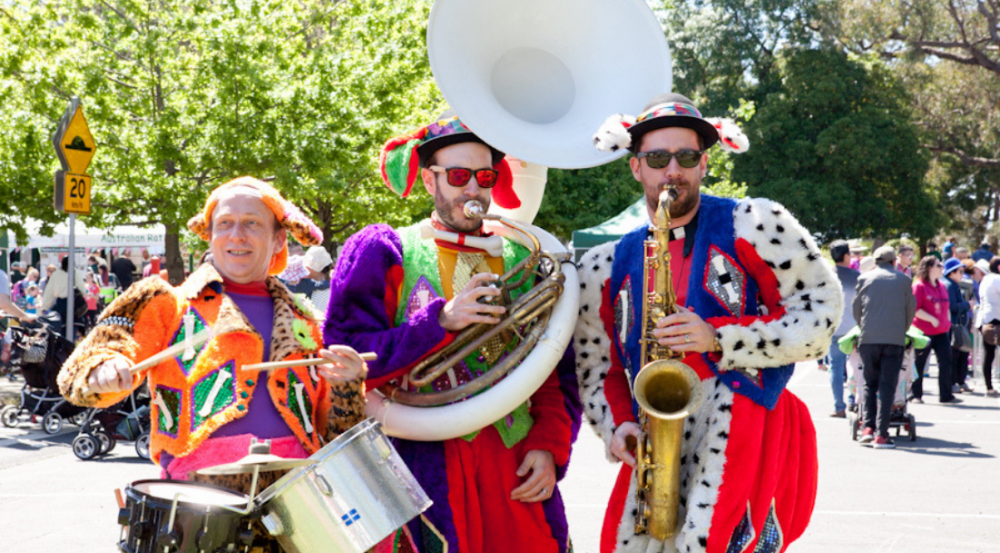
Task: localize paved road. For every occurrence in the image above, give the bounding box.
[2,358,999,552]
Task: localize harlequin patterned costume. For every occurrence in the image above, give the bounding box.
[58,177,366,496]
[58,262,365,471]
[575,193,841,553]
[324,222,581,553]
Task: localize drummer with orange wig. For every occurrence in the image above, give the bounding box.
[59,176,368,491]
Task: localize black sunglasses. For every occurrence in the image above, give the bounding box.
[429,165,499,188]
[636,149,704,169]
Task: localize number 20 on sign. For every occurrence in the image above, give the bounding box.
[54,171,92,214]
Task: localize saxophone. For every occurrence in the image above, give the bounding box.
[632,186,704,540]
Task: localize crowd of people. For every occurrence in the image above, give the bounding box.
[0,251,162,337]
[824,237,999,449]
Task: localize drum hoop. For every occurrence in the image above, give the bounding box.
[128,479,249,509]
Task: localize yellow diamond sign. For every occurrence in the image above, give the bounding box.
[52,98,96,174]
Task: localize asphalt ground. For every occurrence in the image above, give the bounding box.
[1,356,999,552]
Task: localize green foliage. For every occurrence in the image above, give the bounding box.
[657,0,827,114]
[731,48,937,241]
[703,99,753,199]
[534,159,641,242]
[0,0,441,279]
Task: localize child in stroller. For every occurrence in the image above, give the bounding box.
[0,317,86,433]
[840,325,927,443]
[72,384,151,460]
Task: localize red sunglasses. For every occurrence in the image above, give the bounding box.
[429,165,499,188]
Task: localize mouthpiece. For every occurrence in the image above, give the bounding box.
[660,186,678,203]
[463,200,485,219]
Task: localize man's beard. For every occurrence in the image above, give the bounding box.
[646,178,700,220]
[435,191,490,233]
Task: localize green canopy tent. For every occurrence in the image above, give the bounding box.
[571,197,647,262]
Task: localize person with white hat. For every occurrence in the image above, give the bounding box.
[298,245,334,316]
[847,239,868,271]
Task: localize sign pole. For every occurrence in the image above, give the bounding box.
[52,96,95,341]
[67,214,76,342]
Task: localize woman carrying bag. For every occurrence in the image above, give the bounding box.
[944,258,973,393]
[977,257,1000,396]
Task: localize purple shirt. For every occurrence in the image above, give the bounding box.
[212,292,291,438]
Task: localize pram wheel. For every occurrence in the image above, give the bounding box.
[1,405,18,427]
[907,414,917,441]
[69,411,88,427]
[72,434,100,460]
[94,430,116,455]
[135,432,150,460]
[42,412,63,434]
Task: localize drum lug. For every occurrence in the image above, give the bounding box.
[131,521,154,541]
[238,527,255,547]
[118,507,131,527]
[261,512,284,536]
[155,530,181,552]
[315,474,334,497]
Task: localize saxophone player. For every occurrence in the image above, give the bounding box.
[577,93,843,553]
[324,112,581,553]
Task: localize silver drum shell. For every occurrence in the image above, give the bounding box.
[255,418,431,553]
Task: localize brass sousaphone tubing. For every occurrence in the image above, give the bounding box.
[379,200,565,407]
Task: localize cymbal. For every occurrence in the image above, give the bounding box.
[195,453,312,476]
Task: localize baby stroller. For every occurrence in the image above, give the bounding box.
[72,385,151,460]
[843,326,924,443]
[0,318,86,434]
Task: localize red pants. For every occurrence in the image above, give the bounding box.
[600,390,817,553]
[444,425,560,553]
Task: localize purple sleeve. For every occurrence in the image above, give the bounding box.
[323,225,450,381]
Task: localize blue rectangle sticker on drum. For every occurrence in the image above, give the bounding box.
[341,509,361,526]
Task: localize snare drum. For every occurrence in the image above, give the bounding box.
[255,419,432,553]
[118,480,254,553]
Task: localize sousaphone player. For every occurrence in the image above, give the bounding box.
[324,113,581,553]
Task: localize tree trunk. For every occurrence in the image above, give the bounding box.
[164,224,185,286]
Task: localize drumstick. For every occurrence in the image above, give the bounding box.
[128,328,214,375]
[242,352,377,373]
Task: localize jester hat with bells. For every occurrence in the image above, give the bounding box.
[378,111,521,209]
[593,92,750,155]
[187,176,324,276]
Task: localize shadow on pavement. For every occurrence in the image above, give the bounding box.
[893,435,995,458]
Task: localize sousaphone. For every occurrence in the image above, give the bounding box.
[364,0,672,441]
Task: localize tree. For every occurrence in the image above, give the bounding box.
[657,0,826,113]
[732,48,938,242]
[827,0,1000,170]
[0,0,441,282]
[534,160,641,242]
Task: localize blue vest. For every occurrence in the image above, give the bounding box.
[608,194,792,411]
